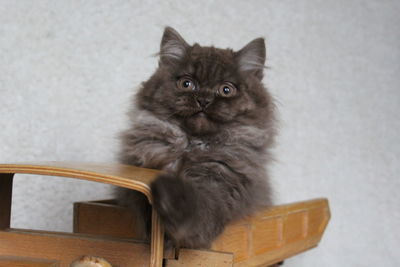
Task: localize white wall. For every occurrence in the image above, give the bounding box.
[1,1,399,266]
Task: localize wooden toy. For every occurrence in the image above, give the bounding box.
[0,162,330,267]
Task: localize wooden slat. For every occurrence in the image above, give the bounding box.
[73,201,140,239]
[211,198,330,266]
[234,236,321,267]
[211,223,250,262]
[73,198,329,266]
[252,216,283,255]
[0,162,166,267]
[0,256,59,267]
[150,208,164,267]
[0,162,160,203]
[283,211,307,244]
[166,249,234,267]
[250,198,329,221]
[0,163,330,267]
[0,173,13,230]
[0,230,150,267]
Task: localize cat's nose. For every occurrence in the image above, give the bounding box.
[196,97,212,108]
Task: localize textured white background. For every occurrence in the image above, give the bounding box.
[1,1,399,266]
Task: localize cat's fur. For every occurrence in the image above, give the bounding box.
[116,27,276,249]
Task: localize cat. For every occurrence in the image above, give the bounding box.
[116,27,276,249]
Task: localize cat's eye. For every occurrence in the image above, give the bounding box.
[218,83,237,98]
[177,77,196,91]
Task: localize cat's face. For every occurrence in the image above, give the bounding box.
[137,27,272,135]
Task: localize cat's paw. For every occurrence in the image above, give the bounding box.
[150,174,197,238]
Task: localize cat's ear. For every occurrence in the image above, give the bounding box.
[159,27,189,66]
[236,38,266,80]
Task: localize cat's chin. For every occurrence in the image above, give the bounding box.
[184,112,218,135]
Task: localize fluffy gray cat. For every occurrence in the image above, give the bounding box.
[116,27,276,249]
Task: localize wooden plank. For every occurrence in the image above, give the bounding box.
[0,173,13,230]
[0,162,167,267]
[234,236,321,267]
[150,208,164,267]
[0,162,160,203]
[211,223,250,262]
[212,198,330,266]
[166,249,233,267]
[73,200,176,262]
[284,211,307,243]
[73,201,140,239]
[249,198,330,222]
[0,162,329,267]
[0,256,59,267]
[308,206,330,236]
[0,229,150,267]
[73,198,329,266]
[252,216,283,255]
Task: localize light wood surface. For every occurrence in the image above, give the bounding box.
[0,256,59,267]
[0,162,163,267]
[73,200,140,239]
[166,249,234,267]
[150,207,164,267]
[212,198,330,266]
[0,162,160,203]
[0,162,330,267]
[74,198,330,266]
[0,230,150,267]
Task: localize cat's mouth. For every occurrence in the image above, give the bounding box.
[194,111,207,117]
[191,110,225,123]
[193,110,217,122]
[180,109,220,124]
[185,110,218,134]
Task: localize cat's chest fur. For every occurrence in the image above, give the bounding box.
[186,138,213,151]
[129,109,267,173]
[163,137,212,172]
[132,110,217,170]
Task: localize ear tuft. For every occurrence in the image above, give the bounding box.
[236,38,266,79]
[160,27,189,65]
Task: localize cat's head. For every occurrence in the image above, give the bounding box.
[137,27,273,135]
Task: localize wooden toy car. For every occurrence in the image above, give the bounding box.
[0,162,330,266]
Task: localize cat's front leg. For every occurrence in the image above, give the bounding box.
[150,173,202,247]
[150,161,240,249]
